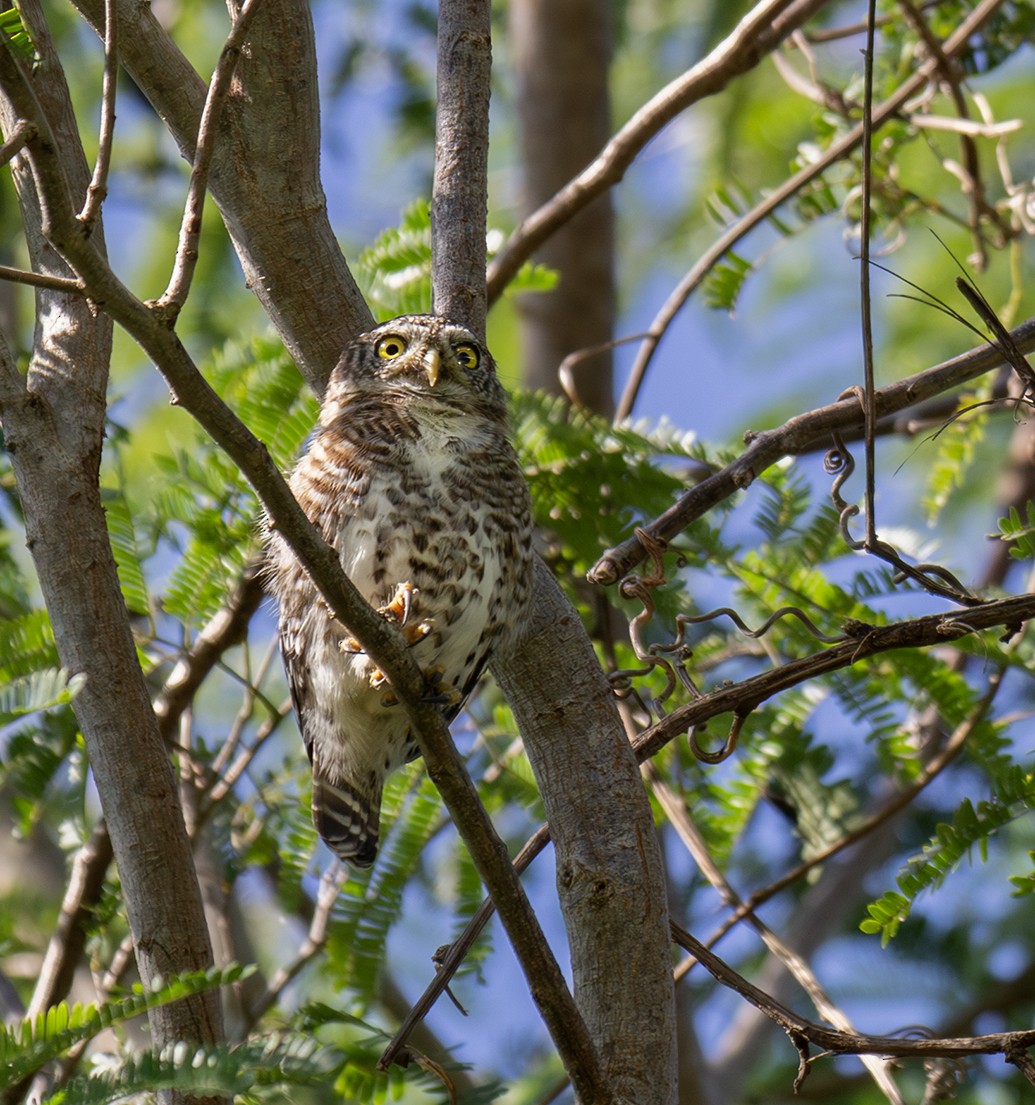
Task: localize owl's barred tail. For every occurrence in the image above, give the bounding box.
[311,774,380,867]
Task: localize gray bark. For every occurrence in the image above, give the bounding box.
[432,0,492,336]
[493,562,678,1105]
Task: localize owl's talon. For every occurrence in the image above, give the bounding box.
[382,581,418,624]
[404,620,434,644]
[341,582,434,653]
[421,665,463,707]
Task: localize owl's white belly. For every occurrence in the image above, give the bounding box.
[307,437,507,781]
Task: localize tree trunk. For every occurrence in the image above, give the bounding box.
[511,0,616,415]
[0,6,223,1102]
[493,562,677,1105]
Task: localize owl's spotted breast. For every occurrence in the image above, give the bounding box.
[264,315,534,866]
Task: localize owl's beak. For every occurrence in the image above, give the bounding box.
[423,348,441,387]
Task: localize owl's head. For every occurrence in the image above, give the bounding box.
[332,315,505,411]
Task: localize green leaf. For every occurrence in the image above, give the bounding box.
[0,667,84,725]
[862,769,1035,942]
[702,250,753,313]
[101,486,151,617]
[996,501,1035,560]
[1,965,255,1088]
[0,7,40,68]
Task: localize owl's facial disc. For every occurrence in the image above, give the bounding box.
[375,332,459,389]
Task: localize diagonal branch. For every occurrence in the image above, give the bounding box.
[650,763,907,1101]
[486,0,833,302]
[615,0,1013,420]
[0,43,612,1103]
[591,315,1035,584]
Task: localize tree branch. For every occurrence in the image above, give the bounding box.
[486,0,832,302]
[25,823,114,1021]
[431,0,491,336]
[591,315,1035,584]
[153,561,266,744]
[671,920,1035,1088]
[616,0,1013,419]
[633,593,1035,762]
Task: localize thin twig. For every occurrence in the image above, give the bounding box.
[245,864,347,1026]
[78,0,117,227]
[859,0,878,546]
[154,0,264,322]
[615,0,1011,422]
[0,262,84,293]
[897,0,1005,266]
[648,765,906,1105]
[378,824,552,1068]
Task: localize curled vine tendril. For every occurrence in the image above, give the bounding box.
[826,428,981,606]
[609,529,849,764]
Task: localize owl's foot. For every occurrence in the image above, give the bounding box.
[380,582,434,644]
[374,665,462,710]
[340,582,433,656]
[419,664,463,708]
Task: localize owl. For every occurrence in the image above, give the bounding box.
[264,315,534,867]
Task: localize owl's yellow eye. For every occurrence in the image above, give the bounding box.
[376,334,409,359]
[453,342,480,370]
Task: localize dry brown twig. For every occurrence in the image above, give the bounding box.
[155,0,265,321]
[614,0,1012,422]
[77,0,116,227]
[648,765,907,1104]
